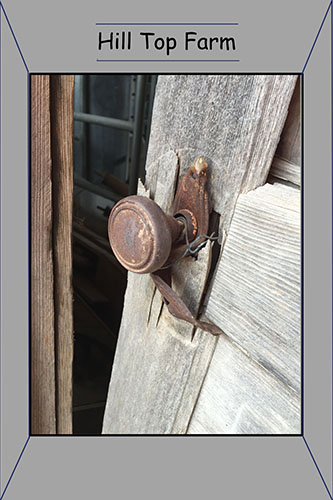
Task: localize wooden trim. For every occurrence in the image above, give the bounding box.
[31,75,74,434]
[50,75,74,434]
[31,75,56,434]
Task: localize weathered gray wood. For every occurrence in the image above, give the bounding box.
[146,75,297,234]
[206,182,301,392]
[276,77,301,166]
[188,333,301,434]
[189,182,301,434]
[171,324,218,434]
[269,78,301,186]
[103,75,297,434]
[103,163,216,434]
[270,156,300,186]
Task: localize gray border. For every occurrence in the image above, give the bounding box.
[0,0,332,498]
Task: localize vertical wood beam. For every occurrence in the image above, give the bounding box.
[50,75,74,434]
[31,75,56,434]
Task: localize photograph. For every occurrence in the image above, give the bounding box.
[1,2,332,499]
[30,73,301,436]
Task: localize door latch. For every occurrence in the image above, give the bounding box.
[108,157,222,336]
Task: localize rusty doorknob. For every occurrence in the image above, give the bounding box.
[107,160,223,337]
[108,195,185,274]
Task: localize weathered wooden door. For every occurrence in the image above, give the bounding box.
[102,74,300,434]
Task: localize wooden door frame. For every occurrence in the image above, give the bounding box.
[31,74,74,435]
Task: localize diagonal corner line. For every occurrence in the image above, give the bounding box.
[302,1,332,73]
[303,437,333,499]
[0,436,30,500]
[0,4,30,499]
[0,2,29,73]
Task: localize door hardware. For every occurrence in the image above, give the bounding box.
[108,157,222,335]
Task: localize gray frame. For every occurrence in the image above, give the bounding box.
[0,0,332,498]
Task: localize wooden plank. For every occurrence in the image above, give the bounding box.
[206,183,301,392]
[189,182,301,434]
[31,75,56,434]
[50,75,74,434]
[146,75,297,235]
[102,75,297,434]
[269,78,301,186]
[188,333,301,434]
[270,156,300,186]
[276,77,301,166]
[103,159,217,434]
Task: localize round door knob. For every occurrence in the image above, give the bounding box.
[108,195,184,274]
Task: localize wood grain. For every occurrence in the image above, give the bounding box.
[31,75,56,434]
[270,156,300,186]
[188,333,301,434]
[206,182,301,392]
[50,75,74,434]
[189,182,301,433]
[269,78,301,186]
[276,77,301,166]
[146,75,297,234]
[102,75,297,434]
[102,156,217,434]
